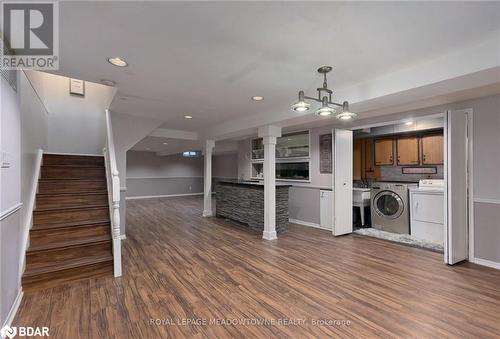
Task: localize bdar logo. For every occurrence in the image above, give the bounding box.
[0,325,17,339]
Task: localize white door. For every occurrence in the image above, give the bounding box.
[444,110,470,264]
[320,190,333,230]
[333,129,353,236]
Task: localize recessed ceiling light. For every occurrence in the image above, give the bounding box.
[184,115,193,119]
[163,142,168,145]
[251,96,264,101]
[405,121,414,126]
[107,57,128,67]
[100,79,116,86]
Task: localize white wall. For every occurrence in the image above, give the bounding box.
[25,71,116,154]
[213,153,238,179]
[127,151,203,178]
[20,72,48,230]
[126,151,238,199]
[110,112,164,235]
[0,74,22,327]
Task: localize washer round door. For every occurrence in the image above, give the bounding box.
[373,190,404,219]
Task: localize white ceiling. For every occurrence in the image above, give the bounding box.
[54,1,500,140]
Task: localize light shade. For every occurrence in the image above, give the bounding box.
[316,106,335,116]
[291,101,311,112]
[336,111,357,120]
[336,101,357,120]
[291,90,311,112]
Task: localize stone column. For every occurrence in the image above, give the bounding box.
[258,125,281,240]
[203,140,215,217]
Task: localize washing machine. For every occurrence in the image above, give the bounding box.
[370,182,417,234]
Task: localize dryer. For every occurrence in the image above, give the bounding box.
[370,182,416,234]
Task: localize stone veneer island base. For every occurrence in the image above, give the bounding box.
[215,181,290,233]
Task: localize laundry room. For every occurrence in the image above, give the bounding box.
[351,117,446,252]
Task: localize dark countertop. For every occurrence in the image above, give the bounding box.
[217,180,292,187]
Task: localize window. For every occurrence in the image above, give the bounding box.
[182,151,200,157]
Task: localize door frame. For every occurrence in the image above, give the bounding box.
[339,111,475,263]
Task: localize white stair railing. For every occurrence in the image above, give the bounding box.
[103,109,122,277]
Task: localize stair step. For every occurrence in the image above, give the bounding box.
[24,153,114,290]
[26,238,112,268]
[22,256,113,291]
[33,205,109,226]
[38,179,106,194]
[28,235,112,253]
[30,222,110,247]
[41,165,105,179]
[32,219,111,231]
[35,203,108,212]
[43,154,104,166]
[36,191,108,209]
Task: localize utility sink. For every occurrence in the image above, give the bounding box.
[353,187,371,204]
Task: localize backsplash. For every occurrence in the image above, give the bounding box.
[378,165,444,182]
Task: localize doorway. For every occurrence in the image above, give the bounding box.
[332,111,474,265]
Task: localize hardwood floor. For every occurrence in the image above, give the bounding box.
[14,196,500,338]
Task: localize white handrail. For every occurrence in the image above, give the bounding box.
[104,109,122,277]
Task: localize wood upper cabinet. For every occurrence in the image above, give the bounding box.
[365,138,375,173]
[353,139,363,180]
[396,137,419,165]
[374,139,394,166]
[421,134,444,164]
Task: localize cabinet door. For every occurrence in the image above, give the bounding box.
[422,135,444,164]
[374,139,394,166]
[353,139,363,180]
[397,137,419,165]
[365,138,374,173]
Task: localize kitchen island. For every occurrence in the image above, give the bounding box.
[215,181,291,233]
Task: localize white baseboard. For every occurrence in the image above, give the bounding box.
[126,192,203,200]
[2,289,23,329]
[472,257,500,270]
[289,218,330,231]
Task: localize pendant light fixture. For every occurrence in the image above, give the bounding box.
[291,66,356,119]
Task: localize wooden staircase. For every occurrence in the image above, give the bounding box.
[23,154,114,290]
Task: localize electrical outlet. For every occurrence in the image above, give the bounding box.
[1,151,11,168]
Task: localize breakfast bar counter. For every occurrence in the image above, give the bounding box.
[215,181,291,233]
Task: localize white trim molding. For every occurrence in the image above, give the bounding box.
[119,234,127,240]
[20,148,43,275]
[2,289,23,329]
[126,192,203,200]
[474,198,500,205]
[0,203,23,221]
[120,186,128,192]
[289,218,330,231]
[472,258,500,270]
